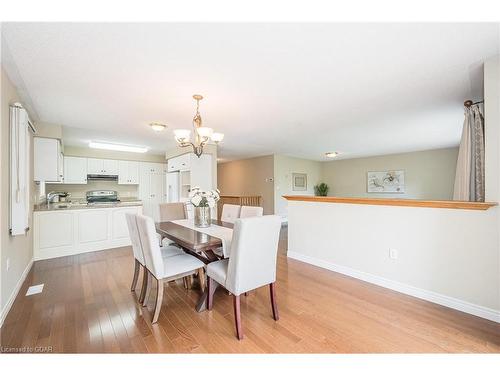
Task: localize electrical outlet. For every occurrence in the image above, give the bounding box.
[389,249,398,260]
[6,258,10,271]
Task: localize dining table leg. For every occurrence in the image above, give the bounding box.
[196,277,219,312]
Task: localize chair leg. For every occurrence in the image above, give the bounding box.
[152,278,164,324]
[198,267,206,292]
[138,266,148,303]
[142,272,152,307]
[183,277,188,289]
[233,294,243,340]
[269,282,279,321]
[131,259,140,292]
[206,276,213,310]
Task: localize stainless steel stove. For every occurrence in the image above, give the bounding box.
[86,190,120,204]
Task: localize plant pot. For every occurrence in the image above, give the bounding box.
[194,206,211,228]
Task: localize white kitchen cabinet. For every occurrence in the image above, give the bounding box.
[33,205,142,260]
[34,137,63,182]
[87,158,119,175]
[118,160,139,184]
[139,162,167,221]
[167,153,191,172]
[63,156,88,184]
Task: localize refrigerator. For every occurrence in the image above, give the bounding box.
[166,171,180,203]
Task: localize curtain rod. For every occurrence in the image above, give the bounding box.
[464,100,484,108]
[10,103,36,133]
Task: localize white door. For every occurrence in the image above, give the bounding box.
[64,156,88,184]
[87,158,104,174]
[150,173,163,221]
[34,137,60,181]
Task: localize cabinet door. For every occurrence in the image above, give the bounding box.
[112,207,139,239]
[177,153,190,171]
[167,158,178,172]
[138,163,151,200]
[34,137,60,181]
[118,160,129,184]
[128,161,139,184]
[64,156,88,184]
[103,159,119,175]
[78,210,109,243]
[150,173,163,202]
[87,158,104,174]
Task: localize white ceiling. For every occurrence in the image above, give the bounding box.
[2,23,499,161]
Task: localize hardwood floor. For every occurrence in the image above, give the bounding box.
[1,226,500,353]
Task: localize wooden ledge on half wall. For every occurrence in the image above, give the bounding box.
[282,195,498,211]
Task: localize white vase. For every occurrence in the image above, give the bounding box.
[194,206,211,228]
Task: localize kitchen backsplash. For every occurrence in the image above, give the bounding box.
[44,180,139,200]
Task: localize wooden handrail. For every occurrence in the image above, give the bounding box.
[283,195,498,211]
[217,195,262,219]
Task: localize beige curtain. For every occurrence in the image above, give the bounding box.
[453,105,485,201]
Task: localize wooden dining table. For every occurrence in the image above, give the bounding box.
[155,219,233,312]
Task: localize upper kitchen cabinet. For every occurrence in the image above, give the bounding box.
[63,156,87,184]
[167,153,191,172]
[34,137,63,182]
[118,160,139,184]
[87,158,119,175]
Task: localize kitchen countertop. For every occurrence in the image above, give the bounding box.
[34,198,143,212]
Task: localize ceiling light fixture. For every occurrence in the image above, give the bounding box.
[173,94,224,158]
[325,152,339,158]
[89,141,148,153]
[150,122,167,132]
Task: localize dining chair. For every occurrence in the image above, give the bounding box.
[125,213,185,305]
[158,202,187,245]
[206,215,282,339]
[239,205,264,218]
[220,204,241,224]
[136,214,206,323]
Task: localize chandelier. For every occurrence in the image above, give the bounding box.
[173,95,224,158]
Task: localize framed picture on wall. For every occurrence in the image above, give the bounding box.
[292,173,307,191]
[367,170,405,193]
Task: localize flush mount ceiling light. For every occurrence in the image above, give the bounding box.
[89,141,149,153]
[173,94,224,158]
[325,152,339,158]
[149,122,167,132]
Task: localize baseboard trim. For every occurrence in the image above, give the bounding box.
[287,251,500,323]
[0,258,34,327]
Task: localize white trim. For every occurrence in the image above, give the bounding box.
[0,258,34,327]
[34,238,131,261]
[287,251,500,323]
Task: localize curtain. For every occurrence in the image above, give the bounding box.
[453,105,485,202]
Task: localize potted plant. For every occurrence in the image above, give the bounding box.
[314,182,329,197]
[189,187,220,227]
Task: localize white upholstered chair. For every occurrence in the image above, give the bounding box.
[239,205,264,218]
[136,214,205,323]
[220,204,241,224]
[206,215,282,339]
[158,202,187,246]
[125,213,184,305]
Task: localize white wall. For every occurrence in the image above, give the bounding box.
[321,147,459,200]
[274,154,322,217]
[1,66,34,322]
[287,201,500,321]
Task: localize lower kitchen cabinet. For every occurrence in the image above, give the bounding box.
[33,205,142,260]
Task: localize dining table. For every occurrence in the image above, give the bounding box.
[155,219,233,312]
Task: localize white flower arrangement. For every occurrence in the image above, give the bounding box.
[189,186,221,208]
